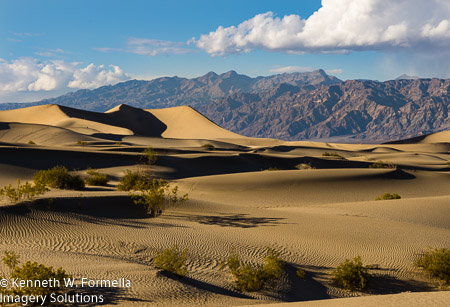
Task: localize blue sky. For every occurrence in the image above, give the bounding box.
[1,0,449,103]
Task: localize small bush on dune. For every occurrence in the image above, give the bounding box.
[415,248,450,285]
[332,256,370,291]
[129,178,188,217]
[201,143,215,150]
[76,140,87,146]
[322,152,345,159]
[27,140,35,145]
[375,193,401,200]
[33,166,85,190]
[225,248,284,292]
[267,167,280,171]
[141,147,157,165]
[154,246,188,277]
[1,251,71,296]
[117,170,153,191]
[369,160,396,169]
[0,179,48,202]
[296,163,316,170]
[85,168,109,186]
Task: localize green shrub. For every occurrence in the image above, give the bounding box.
[415,248,450,284]
[154,246,188,277]
[375,193,401,200]
[76,140,87,146]
[117,170,152,191]
[85,168,109,186]
[267,167,280,171]
[296,163,316,170]
[33,166,85,190]
[322,152,345,159]
[115,141,123,146]
[1,251,71,296]
[27,140,35,145]
[332,256,370,291]
[225,248,284,292]
[129,178,188,217]
[201,143,215,150]
[296,268,306,279]
[140,147,157,165]
[0,179,48,202]
[369,160,396,169]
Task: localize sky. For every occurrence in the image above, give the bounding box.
[1,0,449,103]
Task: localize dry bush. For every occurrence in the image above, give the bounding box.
[0,179,48,202]
[33,166,85,190]
[85,168,109,186]
[415,248,450,285]
[225,248,284,292]
[375,193,401,200]
[154,246,188,277]
[331,256,370,291]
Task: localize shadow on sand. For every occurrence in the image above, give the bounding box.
[166,213,287,228]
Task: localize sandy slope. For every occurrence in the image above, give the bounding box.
[0,104,449,306]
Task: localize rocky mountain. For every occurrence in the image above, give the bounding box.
[198,78,450,141]
[0,70,448,142]
[0,69,341,112]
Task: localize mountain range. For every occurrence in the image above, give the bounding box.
[1,70,448,142]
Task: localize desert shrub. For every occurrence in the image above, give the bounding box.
[369,160,396,169]
[27,140,35,145]
[115,141,123,146]
[129,178,188,217]
[332,256,370,291]
[33,166,85,190]
[1,251,71,296]
[267,167,280,171]
[225,248,284,292]
[415,248,450,284]
[117,170,153,191]
[322,152,345,159]
[375,193,401,200]
[0,179,48,202]
[296,268,306,279]
[76,140,87,146]
[296,163,316,170]
[154,246,188,277]
[201,143,215,150]
[85,168,109,186]
[141,147,157,165]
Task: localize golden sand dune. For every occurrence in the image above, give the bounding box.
[0,104,449,306]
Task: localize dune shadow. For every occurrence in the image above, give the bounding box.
[281,263,331,302]
[167,213,287,228]
[368,268,434,294]
[158,271,253,299]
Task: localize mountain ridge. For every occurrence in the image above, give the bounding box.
[0,70,448,142]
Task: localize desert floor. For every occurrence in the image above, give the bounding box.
[0,104,449,306]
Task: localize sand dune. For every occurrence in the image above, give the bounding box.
[0,104,448,306]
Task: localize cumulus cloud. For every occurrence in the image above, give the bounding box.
[195,0,450,56]
[68,64,129,89]
[0,58,130,94]
[269,66,313,73]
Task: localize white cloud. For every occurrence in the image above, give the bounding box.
[0,58,130,94]
[126,37,193,56]
[269,66,343,75]
[269,66,313,73]
[325,69,343,75]
[68,64,129,89]
[195,0,450,56]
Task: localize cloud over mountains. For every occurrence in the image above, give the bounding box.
[196,0,450,56]
[0,58,130,95]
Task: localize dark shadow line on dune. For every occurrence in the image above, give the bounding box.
[158,270,253,299]
[166,213,288,228]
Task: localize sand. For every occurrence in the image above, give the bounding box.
[0,104,449,306]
